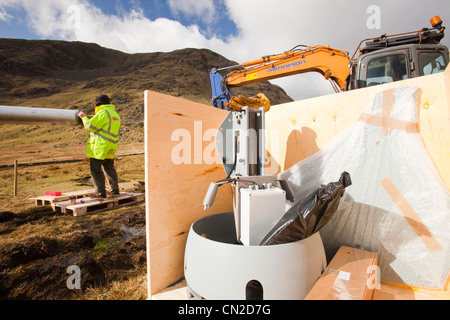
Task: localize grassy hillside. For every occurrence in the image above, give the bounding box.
[0,38,292,119]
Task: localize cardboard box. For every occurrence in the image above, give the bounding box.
[305,246,378,300]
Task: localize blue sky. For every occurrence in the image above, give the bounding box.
[0,0,237,41]
[0,0,449,100]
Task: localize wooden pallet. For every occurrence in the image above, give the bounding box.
[32,189,95,206]
[51,192,145,216]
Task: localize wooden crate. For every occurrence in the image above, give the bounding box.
[143,66,450,299]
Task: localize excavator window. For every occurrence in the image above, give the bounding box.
[419,52,447,76]
[366,54,408,87]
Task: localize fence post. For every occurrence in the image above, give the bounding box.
[14,159,18,197]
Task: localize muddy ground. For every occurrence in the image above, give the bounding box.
[0,140,147,300]
[0,184,146,300]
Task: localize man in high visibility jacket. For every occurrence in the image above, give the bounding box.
[78,94,121,198]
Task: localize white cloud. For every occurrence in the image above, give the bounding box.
[0,8,11,21]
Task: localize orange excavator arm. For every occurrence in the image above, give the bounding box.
[224,45,351,92]
[210,45,352,109]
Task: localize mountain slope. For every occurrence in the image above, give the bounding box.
[0,38,293,126]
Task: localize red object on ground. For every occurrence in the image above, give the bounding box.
[45,191,61,196]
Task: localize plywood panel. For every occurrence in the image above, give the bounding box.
[265,68,450,189]
[144,91,232,297]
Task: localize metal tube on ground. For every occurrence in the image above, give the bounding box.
[0,106,82,126]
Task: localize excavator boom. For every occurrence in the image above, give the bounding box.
[211,45,350,109]
[226,45,350,91]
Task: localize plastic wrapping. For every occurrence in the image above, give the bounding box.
[260,172,351,245]
[277,86,450,288]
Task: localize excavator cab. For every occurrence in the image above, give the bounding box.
[348,43,449,90]
[348,16,449,90]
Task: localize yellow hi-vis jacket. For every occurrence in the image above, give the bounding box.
[81,104,121,160]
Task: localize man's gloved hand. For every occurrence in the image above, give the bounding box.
[77,111,87,119]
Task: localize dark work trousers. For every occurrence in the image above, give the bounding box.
[90,158,120,196]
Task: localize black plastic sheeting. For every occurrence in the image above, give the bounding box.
[260,172,352,245]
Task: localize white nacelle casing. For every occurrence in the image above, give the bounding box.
[184,212,327,300]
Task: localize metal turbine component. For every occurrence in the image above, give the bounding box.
[188,104,327,300]
[0,106,82,126]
